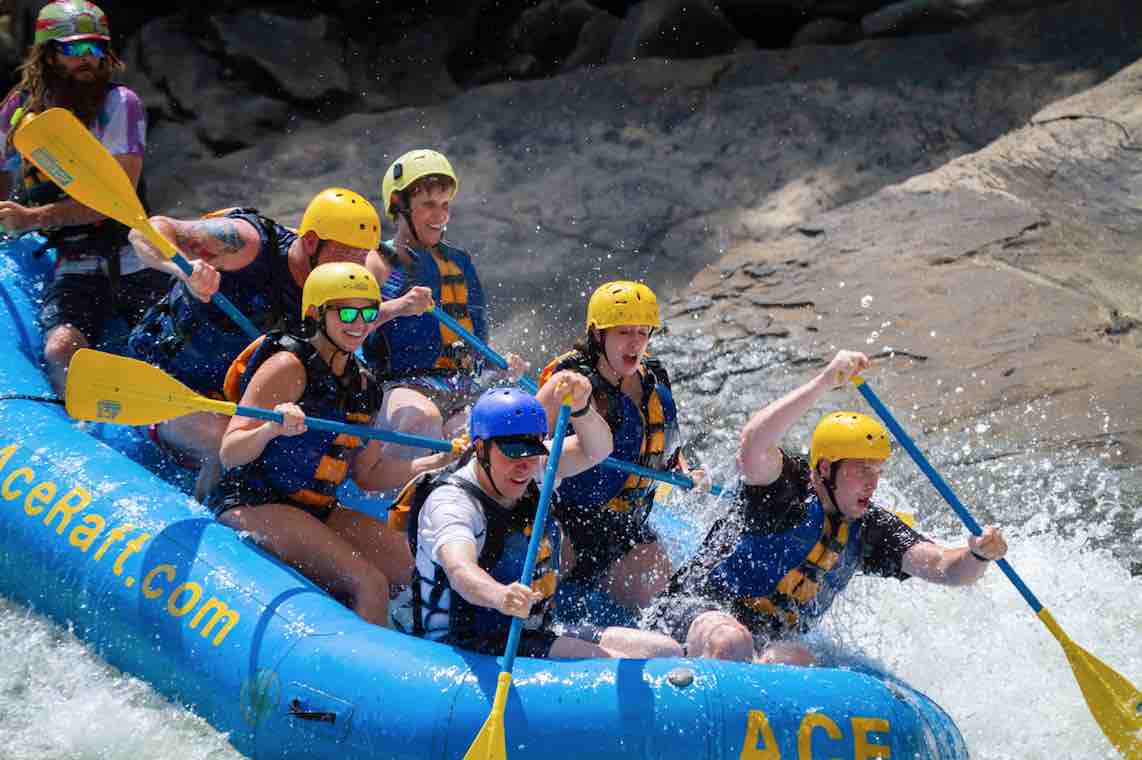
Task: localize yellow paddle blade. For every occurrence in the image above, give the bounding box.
[653,482,674,507]
[463,672,511,760]
[14,108,146,226]
[1039,609,1142,757]
[66,349,236,425]
[12,108,178,259]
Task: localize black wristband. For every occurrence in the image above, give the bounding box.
[570,402,592,418]
[969,549,991,562]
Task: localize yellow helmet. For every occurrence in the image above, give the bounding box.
[380,149,459,221]
[301,262,381,321]
[810,412,891,471]
[298,188,381,251]
[586,281,662,332]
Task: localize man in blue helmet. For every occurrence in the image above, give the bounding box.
[391,375,683,659]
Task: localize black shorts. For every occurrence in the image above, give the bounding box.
[643,592,730,644]
[445,628,560,659]
[207,470,338,523]
[558,505,660,585]
[40,268,171,344]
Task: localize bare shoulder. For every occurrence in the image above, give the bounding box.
[245,348,307,402]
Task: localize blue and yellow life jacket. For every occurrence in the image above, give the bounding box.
[363,240,487,378]
[220,332,381,509]
[389,461,560,642]
[539,349,679,520]
[704,495,861,636]
[127,209,299,396]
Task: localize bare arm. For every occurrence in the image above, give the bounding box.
[438,540,539,618]
[131,214,260,275]
[365,247,392,283]
[376,285,434,325]
[556,405,613,478]
[901,525,1007,586]
[218,351,307,469]
[352,434,460,492]
[534,369,612,476]
[738,350,869,486]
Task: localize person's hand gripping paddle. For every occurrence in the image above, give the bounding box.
[14,108,259,338]
[853,375,1141,758]
[462,394,573,760]
[64,348,466,456]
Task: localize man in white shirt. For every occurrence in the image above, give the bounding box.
[406,378,683,660]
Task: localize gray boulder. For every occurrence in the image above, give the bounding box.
[208,11,352,103]
[609,0,749,62]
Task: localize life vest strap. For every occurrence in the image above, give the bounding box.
[739,510,853,632]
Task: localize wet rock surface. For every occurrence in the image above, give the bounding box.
[652,60,1142,552]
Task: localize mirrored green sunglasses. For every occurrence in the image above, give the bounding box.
[336,306,379,324]
[56,40,107,58]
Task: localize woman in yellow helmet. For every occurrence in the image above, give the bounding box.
[538,280,708,612]
[206,263,433,627]
[644,349,1007,665]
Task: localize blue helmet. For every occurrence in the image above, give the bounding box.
[469,388,548,443]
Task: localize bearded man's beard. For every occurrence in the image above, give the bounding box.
[47,60,113,126]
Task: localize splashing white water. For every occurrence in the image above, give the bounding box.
[662,482,1141,760]
[829,527,1140,760]
[0,599,243,760]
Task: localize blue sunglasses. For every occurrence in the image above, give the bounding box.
[56,40,107,59]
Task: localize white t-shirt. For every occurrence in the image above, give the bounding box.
[414,455,556,639]
[416,460,489,578]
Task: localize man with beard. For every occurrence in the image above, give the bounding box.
[0,0,166,394]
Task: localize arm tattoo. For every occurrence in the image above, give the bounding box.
[175,219,248,260]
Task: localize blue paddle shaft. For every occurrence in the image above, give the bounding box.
[501,401,572,674]
[598,458,723,496]
[168,253,261,340]
[429,307,720,493]
[233,404,455,453]
[431,307,540,392]
[854,379,1043,613]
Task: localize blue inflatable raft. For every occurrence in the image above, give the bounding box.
[0,236,968,759]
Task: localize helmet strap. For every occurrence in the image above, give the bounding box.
[477,440,504,498]
[315,306,352,369]
[593,331,628,390]
[818,459,843,516]
[396,191,424,248]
